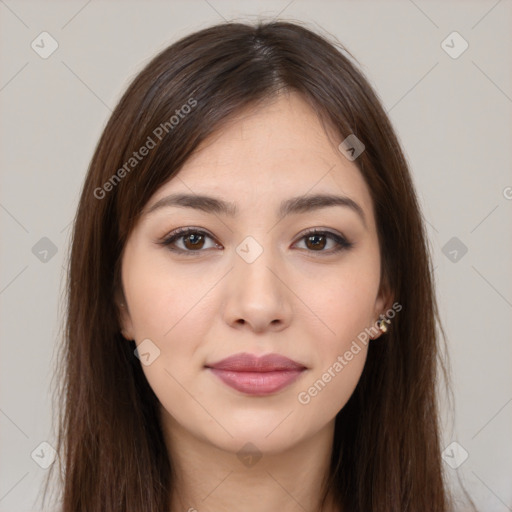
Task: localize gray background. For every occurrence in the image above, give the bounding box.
[1,1,511,510]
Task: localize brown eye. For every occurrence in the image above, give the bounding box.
[294,229,354,254]
[160,228,221,254]
[182,232,206,250]
[304,233,327,251]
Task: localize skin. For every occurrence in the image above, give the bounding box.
[119,90,392,512]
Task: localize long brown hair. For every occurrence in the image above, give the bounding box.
[42,19,475,512]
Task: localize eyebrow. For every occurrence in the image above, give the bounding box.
[144,192,367,228]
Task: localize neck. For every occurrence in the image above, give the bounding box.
[160,408,340,512]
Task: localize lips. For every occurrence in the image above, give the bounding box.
[205,353,307,395]
[206,352,306,372]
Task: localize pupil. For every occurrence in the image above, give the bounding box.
[186,233,203,249]
[307,234,325,250]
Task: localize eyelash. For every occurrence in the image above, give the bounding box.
[157,227,354,256]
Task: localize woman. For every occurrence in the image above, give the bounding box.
[43,19,475,512]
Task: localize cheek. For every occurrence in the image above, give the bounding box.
[296,275,372,415]
[122,252,215,384]
[124,263,212,424]
[298,258,380,344]
[293,256,378,411]
[296,344,368,425]
[123,252,204,342]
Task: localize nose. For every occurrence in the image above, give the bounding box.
[222,244,293,334]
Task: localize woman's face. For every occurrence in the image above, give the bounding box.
[119,91,390,454]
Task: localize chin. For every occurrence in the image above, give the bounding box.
[204,412,312,454]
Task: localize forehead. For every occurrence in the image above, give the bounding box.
[146,92,375,225]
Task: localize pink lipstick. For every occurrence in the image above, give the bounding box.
[205,352,306,396]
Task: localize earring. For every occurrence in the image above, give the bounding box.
[376,314,391,333]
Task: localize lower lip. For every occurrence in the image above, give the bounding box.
[207,368,305,395]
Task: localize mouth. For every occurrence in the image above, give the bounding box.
[205,352,307,396]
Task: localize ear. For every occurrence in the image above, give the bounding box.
[115,289,135,341]
[371,275,395,340]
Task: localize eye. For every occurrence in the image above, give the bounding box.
[158,227,221,254]
[157,227,354,255]
[293,229,354,254]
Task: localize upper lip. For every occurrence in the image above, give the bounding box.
[205,352,306,372]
